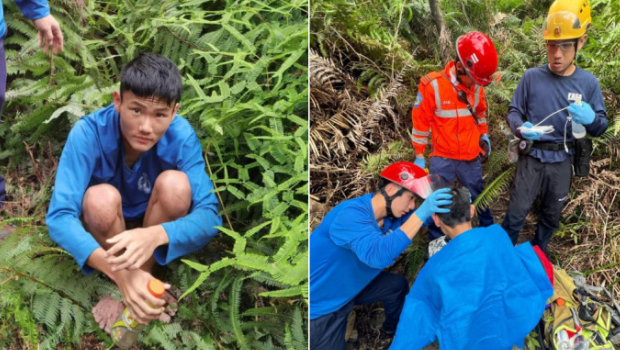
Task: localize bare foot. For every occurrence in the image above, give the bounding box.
[92,295,124,334]
[93,292,177,333]
[159,290,178,322]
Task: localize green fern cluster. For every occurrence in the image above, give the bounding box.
[1,0,118,162]
[0,219,116,349]
[176,212,308,349]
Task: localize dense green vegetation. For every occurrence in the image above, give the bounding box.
[0,0,308,349]
[310,0,620,348]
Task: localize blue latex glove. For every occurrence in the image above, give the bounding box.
[520,122,542,141]
[414,188,453,222]
[568,101,595,125]
[414,156,426,170]
[480,134,491,156]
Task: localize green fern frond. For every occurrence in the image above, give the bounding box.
[229,275,249,350]
[475,165,516,211]
[259,286,304,298]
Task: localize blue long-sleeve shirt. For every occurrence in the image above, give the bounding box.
[46,104,221,274]
[310,193,414,319]
[507,64,607,163]
[1,0,50,39]
[389,225,553,350]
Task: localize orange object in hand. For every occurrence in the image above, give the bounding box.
[111,279,165,349]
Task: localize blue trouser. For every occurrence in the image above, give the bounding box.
[427,156,494,240]
[310,272,409,350]
[0,174,4,207]
[0,39,6,208]
[502,155,571,252]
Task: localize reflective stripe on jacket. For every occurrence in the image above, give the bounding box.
[411,61,488,161]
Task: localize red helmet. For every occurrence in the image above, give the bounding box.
[380,162,431,198]
[456,31,498,86]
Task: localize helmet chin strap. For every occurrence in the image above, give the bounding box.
[380,186,407,218]
[456,66,475,89]
[573,37,580,66]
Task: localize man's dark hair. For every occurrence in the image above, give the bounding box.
[120,53,183,106]
[377,178,390,192]
[436,187,471,228]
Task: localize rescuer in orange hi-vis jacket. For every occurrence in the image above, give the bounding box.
[411,31,498,241]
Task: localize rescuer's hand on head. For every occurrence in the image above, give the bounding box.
[414,188,452,222]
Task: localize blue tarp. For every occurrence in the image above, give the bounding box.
[389,224,553,350]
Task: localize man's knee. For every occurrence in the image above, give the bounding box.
[82,184,122,234]
[386,274,409,298]
[153,170,192,214]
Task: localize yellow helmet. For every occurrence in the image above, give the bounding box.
[542,0,591,40]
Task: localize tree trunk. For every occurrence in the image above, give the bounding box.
[428,0,453,63]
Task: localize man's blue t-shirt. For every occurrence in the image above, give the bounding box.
[1,0,50,39]
[310,193,413,320]
[507,64,607,163]
[389,225,553,350]
[46,104,221,274]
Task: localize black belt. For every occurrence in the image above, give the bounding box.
[532,142,573,151]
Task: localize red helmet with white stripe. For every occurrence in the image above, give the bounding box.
[380,162,431,198]
[456,31,498,86]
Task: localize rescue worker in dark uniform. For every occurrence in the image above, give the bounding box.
[410,31,499,240]
[501,0,608,252]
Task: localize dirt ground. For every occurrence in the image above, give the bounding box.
[344,304,439,350]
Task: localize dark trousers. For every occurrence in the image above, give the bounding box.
[427,156,494,240]
[502,155,571,252]
[0,39,6,208]
[310,272,409,350]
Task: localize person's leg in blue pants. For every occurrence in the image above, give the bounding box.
[428,157,457,240]
[310,300,354,350]
[0,39,7,209]
[354,271,409,334]
[455,158,494,227]
[310,272,409,349]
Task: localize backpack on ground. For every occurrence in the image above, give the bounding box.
[539,266,620,350]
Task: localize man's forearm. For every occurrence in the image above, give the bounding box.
[400,214,424,240]
[507,108,524,135]
[86,248,119,283]
[145,224,170,246]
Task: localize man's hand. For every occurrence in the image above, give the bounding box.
[32,15,64,55]
[480,134,491,156]
[414,156,426,170]
[520,122,543,141]
[105,226,168,271]
[568,101,595,126]
[114,269,168,324]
